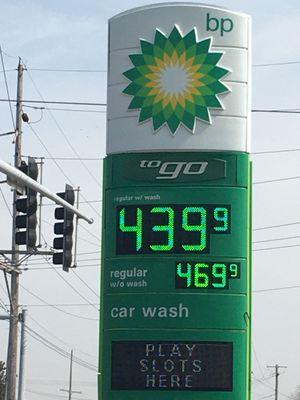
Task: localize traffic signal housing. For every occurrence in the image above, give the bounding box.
[52,184,75,272]
[15,157,39,250]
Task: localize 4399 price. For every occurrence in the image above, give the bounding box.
[116,204,231,255]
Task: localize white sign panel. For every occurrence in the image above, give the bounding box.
[107,3,251,154]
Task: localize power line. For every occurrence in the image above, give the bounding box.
[20,283,98,321]
[25,67,102,190]
[23,156,104,161]
[254,221,300,231]
[253,175,300,184]
[42,199,102,206]
[25,325,97,371]
[253,234,300,244]
[2,96,300,115]
[0,185,12,216]
[20,303,98,308]
[42,218,100,245]
[25,389,90,400]
[252,147,300,155]
[0,46,16,130]
[253,60,300,67]
[24,104,106,113]
[27,123,100,217]
[254,243,300,252]
[28,68,106,73]
[0,98,106,106]
[71,269,99,299]
[24,59,300,72]
[252,109,300,114]
[42,258,99,311]
[27,379,96,387]
[254,285,300,293]
[28,314,97,361]
[25,264,99,271]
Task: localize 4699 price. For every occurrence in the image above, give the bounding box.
[175,261,240,289]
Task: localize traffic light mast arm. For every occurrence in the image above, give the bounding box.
[0,159,94,224]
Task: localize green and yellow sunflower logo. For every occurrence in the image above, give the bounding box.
[123,26,230,135]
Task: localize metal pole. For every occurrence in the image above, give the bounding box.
[73,188,80,267]
[38,158,44,247]
[69,350,73,400]
[6,58,24,400]
[0,160,93,224]
[59,350,81,398]
[267,364,287,400]
[275,365,278,400]
[17,309,26,400]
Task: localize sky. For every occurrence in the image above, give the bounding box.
[0,0,300,399]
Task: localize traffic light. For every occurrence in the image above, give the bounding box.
[15,157,39,250]
[52,184,75,272]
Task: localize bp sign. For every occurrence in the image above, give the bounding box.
[100,3,251,400]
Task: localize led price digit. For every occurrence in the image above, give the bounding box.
[119,207,142,251]
[150,207,174,251]
[182,207,207,251]
[194,263,209,288]
[213,207,229,232]
[229,263,239,278]
[177,263,192,287]
[212,263,227,288]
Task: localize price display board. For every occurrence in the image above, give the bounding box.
[99,151,251,400]
[100,4,251,400]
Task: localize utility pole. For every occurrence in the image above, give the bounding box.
[60,350,82,400]
[17,309,27,400]
[6,58,24,400]
[267,364,287,400]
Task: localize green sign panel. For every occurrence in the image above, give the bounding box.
[99,152,251,400]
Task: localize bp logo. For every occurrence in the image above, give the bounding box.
[123,26,230,135]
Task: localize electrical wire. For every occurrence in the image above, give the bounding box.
[252,346,266,379]
[2,95,300,115]
[252,147,300,155]
[20,303,98,308]
[71,269,99,299]
[25,389,90,400]
[22,82,101,193]
[28,67,106,73]
[253,234,300,244]
[24,104,106,113]
[27,123,100,217]
[27,314,97,361]
[24,65,103,189]
[24,59,300,72]
[20,283,98,321]
[36,157,103,161]
[254,175,300,184]
[254,221,300,231]
[253,60,300,67]
[25,325,97,371]
[0,46,16,131]
[0,98,106,106]
[254,285,300,293]
[25,264,99,271]
[41,218,100,247]
[0,185,12,216]
[42,257,99,311]
[254,244,300,252]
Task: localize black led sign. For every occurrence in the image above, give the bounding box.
[111,341,233,391]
